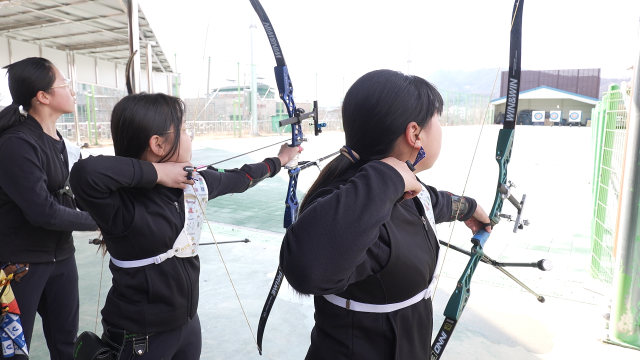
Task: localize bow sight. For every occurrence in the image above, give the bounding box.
[490,130,529,233]
[277,101,325,143]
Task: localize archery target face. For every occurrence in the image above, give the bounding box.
[569,111,581,122]
[550,111,561,122]
[532,111,545,122]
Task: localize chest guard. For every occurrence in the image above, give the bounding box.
[110,173,209,268]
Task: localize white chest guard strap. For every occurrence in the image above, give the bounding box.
[417,185,444,299]
[110,173,209,268]
[323,185,445,311]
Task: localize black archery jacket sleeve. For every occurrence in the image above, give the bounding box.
[0,133,97,232]
[421,183,478,223]
[198,157,281,199]
[70,155,158,235]
[280,161,478,295]
[70,155,282,235]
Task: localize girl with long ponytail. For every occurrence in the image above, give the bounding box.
[280,69,492,359]
[0,57,98,360]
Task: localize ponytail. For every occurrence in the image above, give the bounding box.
[299,70,443,213]
[0,104,25,136]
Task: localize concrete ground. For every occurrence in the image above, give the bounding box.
[26,125,640,359]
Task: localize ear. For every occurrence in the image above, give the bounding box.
[35,90,51,105]
[403,122,422,150]
[147,135,166,158]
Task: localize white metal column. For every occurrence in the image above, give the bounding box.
[146,41,154,93]
[67,50,81,145]
[127,0,141,94]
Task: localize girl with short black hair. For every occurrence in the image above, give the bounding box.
[0,57,99,359]
[70,92,300,359]
[280,69,492,359]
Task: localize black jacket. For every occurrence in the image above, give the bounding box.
[280,161,476,360]
[70,155,281,334]
[0,115,97,263]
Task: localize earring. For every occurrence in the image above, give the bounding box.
[412,146,426,167]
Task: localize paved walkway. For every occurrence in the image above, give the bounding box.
[25,126,639,359]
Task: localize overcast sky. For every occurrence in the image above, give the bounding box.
[138,0,640,106]
[1,0,638,107]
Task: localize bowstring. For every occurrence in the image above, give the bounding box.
[430,0,521,300]
[430,66,501,299]
[94,244,105,333]
[185,16,258,343]
[190,183,258,347]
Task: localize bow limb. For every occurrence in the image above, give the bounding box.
[430,2,524,359]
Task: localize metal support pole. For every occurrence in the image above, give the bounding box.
[67,50,81,145]
[173,54,180,97]
[607,47,640,350]
[127,0,141,94]
[90,84,97,146]
[146,41,153,93]
[206,56,211,123]
[206,57,211,100]
[7,38,12,64]
[250,19,258,135]
[237,62,241,137]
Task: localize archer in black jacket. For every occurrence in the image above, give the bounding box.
[0,58,98,360]
[70,92,300,359]
[70,155,281,333]
[280,70,492,360]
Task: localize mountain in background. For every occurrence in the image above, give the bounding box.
[426,68,631,100]
[599,78,632,97]
[426,68,502,98]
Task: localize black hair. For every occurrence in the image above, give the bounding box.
[111,93,185,161]
[300,69,443,212]
[0,57,57,136]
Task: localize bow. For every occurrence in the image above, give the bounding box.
[247,0,338,354]
[430,1,531,358]
[248,0,327,228]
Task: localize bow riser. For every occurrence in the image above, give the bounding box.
[274,66,304,147]
[443,245,484,320]
[489,128,515,226]
[431,244,483,360]
[284,168,301,228]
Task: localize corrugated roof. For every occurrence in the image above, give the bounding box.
[0,0,172,72]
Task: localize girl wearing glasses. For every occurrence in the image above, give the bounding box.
[69,92,300,359]
[0,57,98,359]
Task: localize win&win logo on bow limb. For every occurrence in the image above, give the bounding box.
[430,318,456,359]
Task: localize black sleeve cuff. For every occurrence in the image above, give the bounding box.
[138,160,158,188]
[457,196,478,221]
[263,157,282,177]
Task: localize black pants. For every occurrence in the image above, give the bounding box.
[10,255,80,360]
[106,314,202,360]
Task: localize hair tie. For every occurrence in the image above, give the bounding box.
[340,145,360,163]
